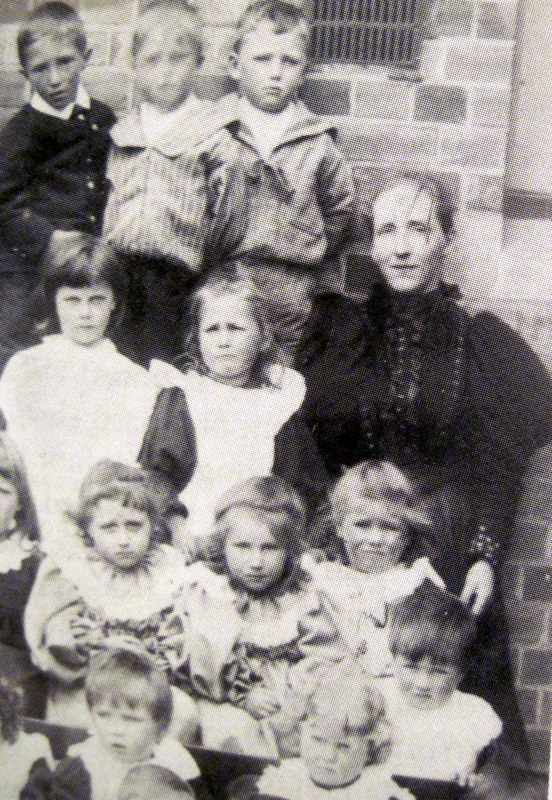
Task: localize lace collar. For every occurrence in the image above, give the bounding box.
[0,533,36,574]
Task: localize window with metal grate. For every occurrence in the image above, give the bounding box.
[309,0,430,67]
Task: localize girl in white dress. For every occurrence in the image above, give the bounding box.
[148,271,327,555]
[0,234,161,556]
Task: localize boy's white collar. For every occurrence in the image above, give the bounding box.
[30,84,91,120]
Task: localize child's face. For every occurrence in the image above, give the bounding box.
[23,35,89,110]
[88,498,152,571]
[0,475,19,540]
[395,654,463,711]
[55,283,115,347]
[300,717,370,789]
[134,28,199,113]
[198,296,266,386]
[92,698,159,763]
[223,507,287,593]
[338,500,410,574]
[230,22,307,113]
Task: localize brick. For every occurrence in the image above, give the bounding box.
[540,690,552,728]
[80,0,134,26]
[419,40,446,82]
[471,84,511,128]
[516,688,539,726]
[445,41,513,82]
[86,28,111,67]
[439,130,507,170]
[0,69,26,107]
[430,0,475,37]
[465,173,504,213]
[520,649,552,686]
[0,0,31,24]
[505,598,548,646]
[477,2,517,40]
[509,518,549,561]
[337,123,438,164]
[0,25,22,66]
[300,79,351,116]
[194,73,235,101]
[201,24,234,73]
[354,80,412,121]
[500,560,521,598]
[83,69,131,113]
[523,567,552,603]
[526,729,551,771]
[110,29,132,68]
[415,84,467,124]
[195,0,249,27]
[517,483,552,523]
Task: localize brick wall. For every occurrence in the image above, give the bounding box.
[1,0,551,774]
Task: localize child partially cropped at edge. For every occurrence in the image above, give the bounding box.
[0,2,115,368]
[103,0,245,366]
[214,0,355,365]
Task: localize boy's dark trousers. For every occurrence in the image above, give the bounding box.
[112,253,196,368]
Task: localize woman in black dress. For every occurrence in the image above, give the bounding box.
[297,172,552,761]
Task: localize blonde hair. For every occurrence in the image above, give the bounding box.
[234,0,310,53]
[177,270,275,384]
[133,1,203,63]
[0,432,40,542]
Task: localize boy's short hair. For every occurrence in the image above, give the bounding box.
[70,460,162,540]
[119,765,195,800]
[85,645,173,734]
[305,661,385,737]
[132,1,203,63]
[18,2,88,69]
[42,233,127,334]
[234,0,310,53]
[390,579,477,669]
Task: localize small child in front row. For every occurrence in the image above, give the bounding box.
[103,0,244,366]
[22,646,203,800]
[380,580,503,784]
[0,679,53,800]
[228,662,413,800]
[214,0,355,364]
[24,461,198,740]
[148,272,328,553]
[0,2,115,366]
[166,476,345,757]
[118,765,197,800]
[303,461,446,678]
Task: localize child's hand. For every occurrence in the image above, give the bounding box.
[243,686,281,720]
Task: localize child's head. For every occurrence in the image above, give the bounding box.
[18,2,90,110]
[230,0,309,113]
[132,1,203,113]
[71,461,161,571]
[300,662,385,789]
[86,645,173,763]
[181,271,273,387]
[390,580,477,711]
[330,461,433,574]
[208,475,306,594]
[42,233,126,346]
[119,765,195,800]
[0,679,23,745]
[0,433,40,543]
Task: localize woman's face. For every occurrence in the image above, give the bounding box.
[371,181,449,294]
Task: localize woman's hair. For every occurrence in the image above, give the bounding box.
[389,579,477,669]
[17,2,88,70]
[41,233,127,335]
[0,432,40,542]
[305,661,385,740]
[85,645,173,734]
[205,475,308,594]
[69,460,162,546]
[234,0,310,53]
[119,765,195,800]
[132,1,203,64]
[329,461,434,564]
[362,171,458,242]
[0,679,23,745]
[177,270,275,384]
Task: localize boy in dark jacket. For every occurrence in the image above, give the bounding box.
[0,2,115,368]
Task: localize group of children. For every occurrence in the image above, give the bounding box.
[0,1,507,799]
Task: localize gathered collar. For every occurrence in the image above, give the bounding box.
[0,532,37,574]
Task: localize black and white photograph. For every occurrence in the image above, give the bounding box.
[0,1,550,798]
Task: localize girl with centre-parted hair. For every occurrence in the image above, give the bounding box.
[146,270,328,557]
[0,233,196,556]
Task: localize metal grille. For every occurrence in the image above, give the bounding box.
[310,0,425,67]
